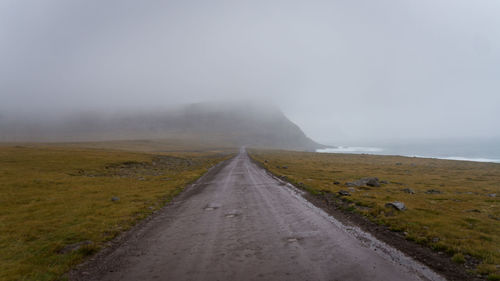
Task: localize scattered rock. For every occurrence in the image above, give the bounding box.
[487,193,497,197]
[282,166,288,169]
[385,201,406,211]
[58,240,92,254]
[348,187,356,193]
[264,160,268,163]
[465,209,481,213]
[333,181,340,185]
[276,166,280,169]
[338,190,351,196]
[380,180,389,184]
[345,177,380,187]
[432,237,440,243]
[401,188,415,194]
[364,177,380,187]
[488,215,499,221]
[425,189,442,194]
[396,162,403,166]
[111,196,120,202]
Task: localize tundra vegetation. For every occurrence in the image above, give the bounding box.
[249,149,500,280]
[0,143,233,281]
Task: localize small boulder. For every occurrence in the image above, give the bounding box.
[346,177,380,187]
[425,189,442,194]
[401,188,415,194]
[111,196,120,202]
[385,201,406,211]
[338,190,351,196]
[380,180,389,184]
[282,166,288,169]
[487,193,497,197]
[364,177,380,187]
[333,181,340,185]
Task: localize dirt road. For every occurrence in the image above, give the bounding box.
[72,148,445,281]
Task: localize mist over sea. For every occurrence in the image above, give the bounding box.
[317,138,500,163]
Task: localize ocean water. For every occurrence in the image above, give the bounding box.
[317,138,500,163]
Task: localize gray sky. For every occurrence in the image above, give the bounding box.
[1,0,499,143]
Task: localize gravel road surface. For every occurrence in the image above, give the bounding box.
[72,148,445,281]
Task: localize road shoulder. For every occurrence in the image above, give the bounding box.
[68,156,234,280]
[248,154,481,281]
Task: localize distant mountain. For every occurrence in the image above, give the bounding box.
[0,102,324,151]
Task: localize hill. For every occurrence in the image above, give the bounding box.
[0,102,324,151]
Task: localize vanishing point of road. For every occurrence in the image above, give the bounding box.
[72,148,445,281]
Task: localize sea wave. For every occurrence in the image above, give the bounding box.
[316,146,383,153]
[414,155,500,163]
[316,147,500,163]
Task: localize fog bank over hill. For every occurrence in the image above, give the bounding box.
[1,1,499,143]
[0,102,323,151]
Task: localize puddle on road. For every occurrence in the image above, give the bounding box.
[204,203,221,211]
[284,237,303,243]
[224,209,241,218]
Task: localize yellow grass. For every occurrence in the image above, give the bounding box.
[249,149,500,278]
[0,144,233,281]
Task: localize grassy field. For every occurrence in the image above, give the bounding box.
[249,149,500,279]
[0,144,233,281]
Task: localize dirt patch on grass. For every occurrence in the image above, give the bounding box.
[68,156,194,178]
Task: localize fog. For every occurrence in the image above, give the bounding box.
[1,0,499,144]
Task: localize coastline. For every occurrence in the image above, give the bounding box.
[317,145,500,164]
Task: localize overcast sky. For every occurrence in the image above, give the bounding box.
[1,0,499,143]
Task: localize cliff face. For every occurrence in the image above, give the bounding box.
[0,102,323,151]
